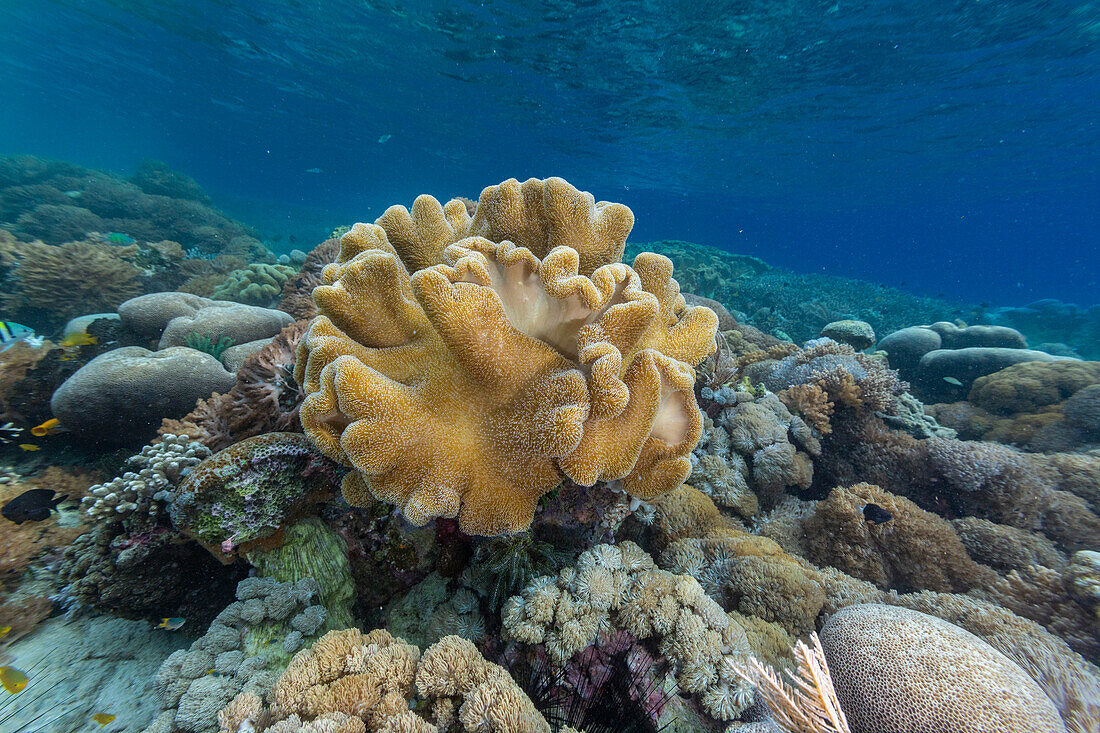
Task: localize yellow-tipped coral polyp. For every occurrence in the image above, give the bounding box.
[295,177,718,535]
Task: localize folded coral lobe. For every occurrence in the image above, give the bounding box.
[296,177,718,535]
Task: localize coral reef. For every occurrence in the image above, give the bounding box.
[222,628,550,732]
[295,177,717,535]
[820,604,1067,733]
[876,321,1069,402]
[168,432,342,560]
[161,320,309,450]
[984,298,1100,361]
[0,154,260,254]
[212,263,297,306]
[931,360,1100,451]
[502,541,756,722]
[279,238,341,320]
[0,238,145,328]
[146,577,328,733]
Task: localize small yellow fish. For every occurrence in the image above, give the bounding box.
[93,713,115,727]
[0,665,28,694]
[0,626,10,639]
[18,444,40,451]
[60,332,97,347]
[30,418,63,437]
[156,617,186,630]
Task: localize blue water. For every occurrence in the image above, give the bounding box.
[1,0,1097,305]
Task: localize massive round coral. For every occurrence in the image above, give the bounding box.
[295,177,718,535]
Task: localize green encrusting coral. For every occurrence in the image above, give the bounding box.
[247,518,355,632]
[169,432,344,558]
[212,262,295,306]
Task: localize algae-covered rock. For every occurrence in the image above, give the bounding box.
[170,432,344,559]
[51,346,236,443]
[246,518,356,631]
[820,319,876,351]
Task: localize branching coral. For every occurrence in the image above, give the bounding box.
[82,433,212,532]
[502,541,756,722]
[294,177,717,535]
[224,629,550,733]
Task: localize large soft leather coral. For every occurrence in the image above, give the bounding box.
[295,177,717,535]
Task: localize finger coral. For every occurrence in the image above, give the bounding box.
[148,577,328,733]
[295,177,718,535]
[230,628,550,733]
[501,541,756,722]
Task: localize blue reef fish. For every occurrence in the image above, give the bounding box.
[942,376,963,386]
[305,167,323,174]
[156,617,186,630]
[862,503,893,525]
[377,134,392,143]
[0,422,22,443]
[0,322,36,352]
[104,232,135,244]
[2,488,65,524]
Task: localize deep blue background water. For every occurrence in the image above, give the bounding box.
[1,0,1097,306]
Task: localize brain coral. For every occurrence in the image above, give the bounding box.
[295,177,718,535]
[821,604,1067,733]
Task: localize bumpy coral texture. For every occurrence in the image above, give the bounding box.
[236,628,550,732]
[502,541,757,721]
[295,177,718,535]
[170,433,343,560]
[820,604,1068,733]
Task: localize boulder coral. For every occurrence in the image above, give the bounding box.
[820,604,1068,733]
[294,177,718,535]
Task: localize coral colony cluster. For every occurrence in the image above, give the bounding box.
[0,161,1097,733]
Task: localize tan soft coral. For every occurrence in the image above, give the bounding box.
[235,629,549,733]
[295,177,718,535]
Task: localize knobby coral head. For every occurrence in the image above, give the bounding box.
[295,177,718,535]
